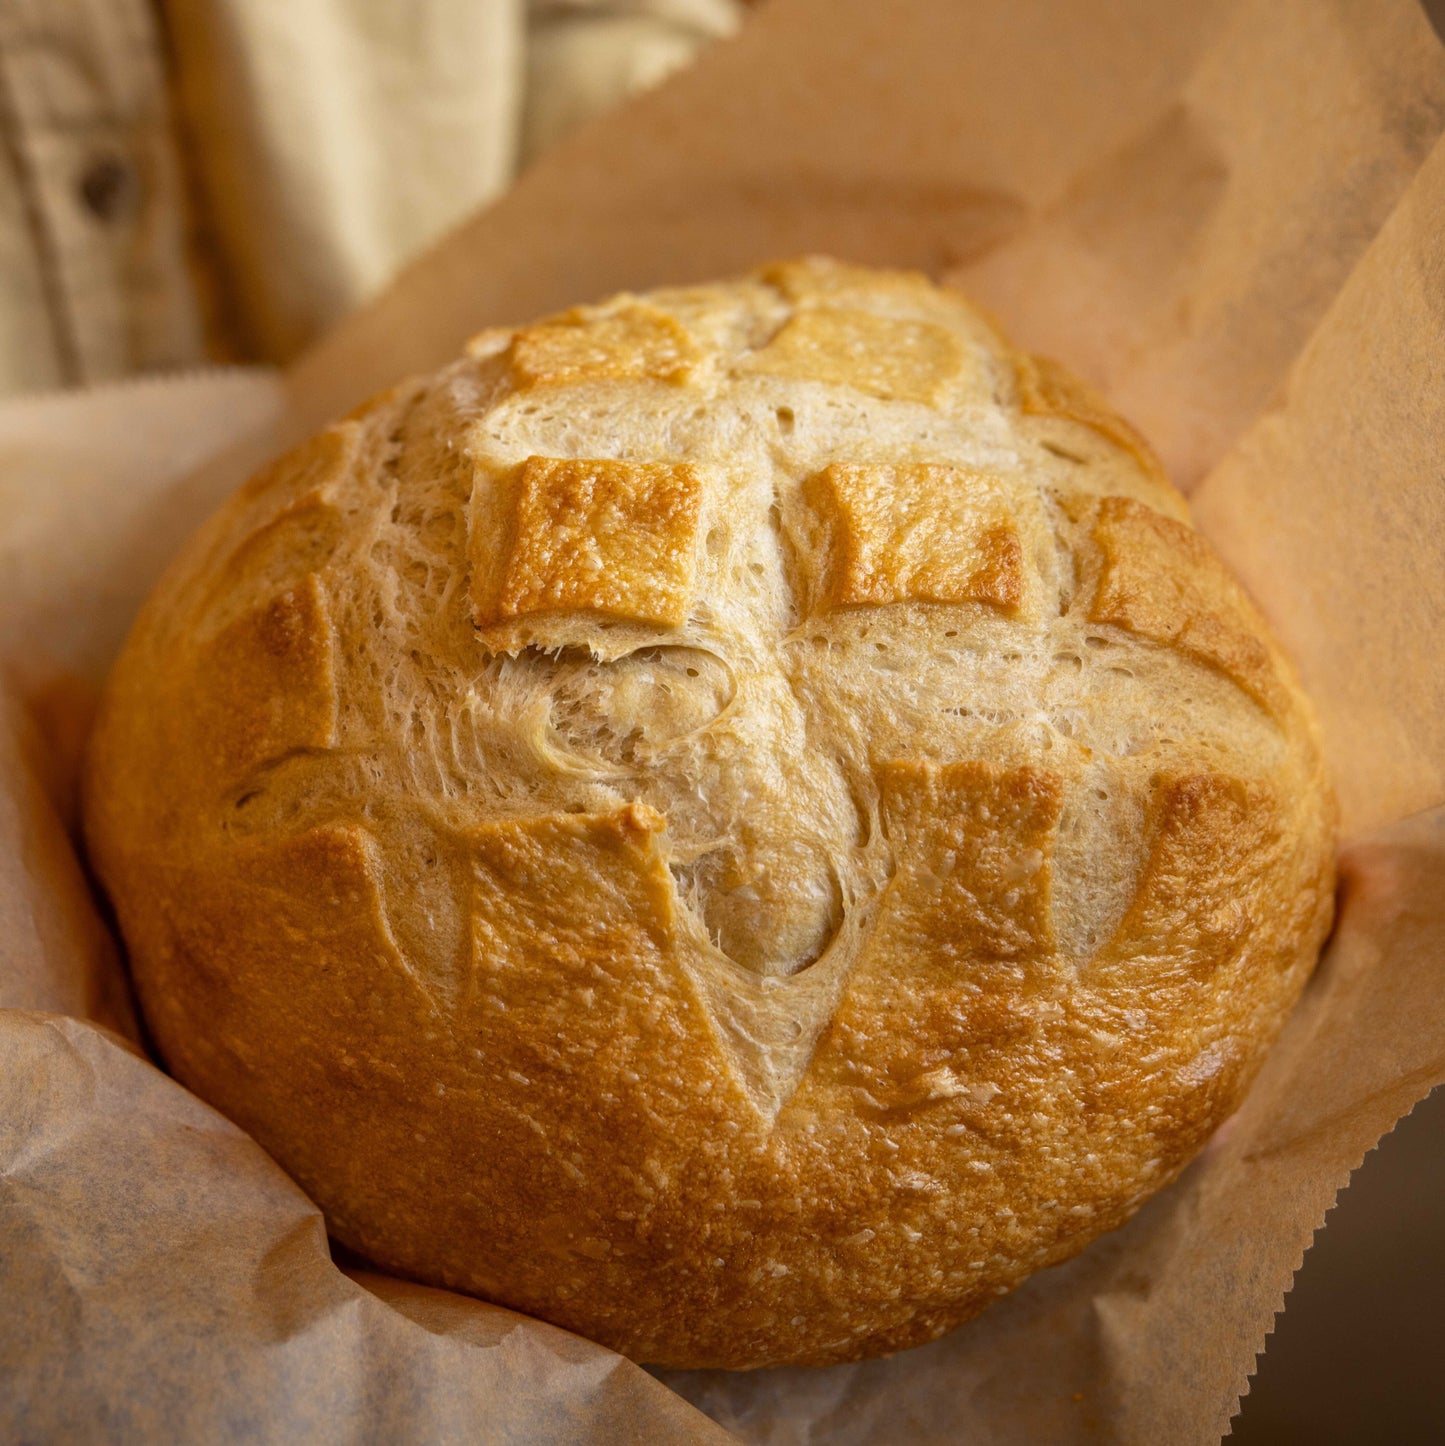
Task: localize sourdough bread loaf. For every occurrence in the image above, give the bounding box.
[84,258,1336,1369]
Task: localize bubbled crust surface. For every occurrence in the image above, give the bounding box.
[84,259,1336,1370]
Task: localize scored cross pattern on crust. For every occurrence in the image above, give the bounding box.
[93,263,1334,1372]
[194,580,1286,1128]
[174,278,1297,1127]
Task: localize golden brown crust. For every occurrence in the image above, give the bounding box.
[801,464,1028,615]
[189,577,337,787]
[759,257,941,304]
[1016,352,1169,487]
[473,456,704,648]
[507,302,698,389]
[83,257,1335,1370]
[746,307,974,404]
[1085,495,1290,718]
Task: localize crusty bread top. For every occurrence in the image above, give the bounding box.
[84,257,1335,1369]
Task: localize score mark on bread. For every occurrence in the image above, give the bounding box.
[505,301,698,389]
[746,306,971,404]
[472,456,703,653]
[1085,495,1289,717]
[800,462,1032,616]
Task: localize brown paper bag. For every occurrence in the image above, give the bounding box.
[3,2,1443,1440]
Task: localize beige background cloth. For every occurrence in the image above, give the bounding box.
[0,0,740,391]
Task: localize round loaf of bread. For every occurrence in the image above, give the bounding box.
[84,258,1335,1369]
